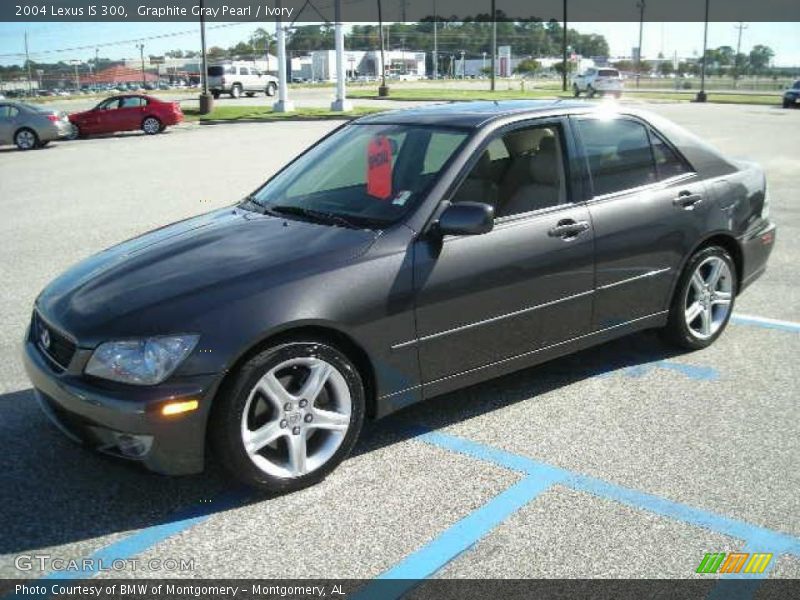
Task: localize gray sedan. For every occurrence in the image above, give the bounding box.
[0,101,73,150]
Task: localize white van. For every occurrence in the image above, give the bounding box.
[572,68,623,98]
[207,62,279,99]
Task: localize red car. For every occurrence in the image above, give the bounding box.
[68,94,183,138]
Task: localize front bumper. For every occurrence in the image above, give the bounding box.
[23,334,221,475]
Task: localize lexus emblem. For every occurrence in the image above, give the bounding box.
[39,327,50,349]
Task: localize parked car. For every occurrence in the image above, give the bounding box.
[782,80,800,108]
[207,61,279,99]
[0,101,72,149]
[24,101,775,491]
[67,94,183,138]
[573,67,624,98]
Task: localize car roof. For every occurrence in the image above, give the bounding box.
[355,99,591,128]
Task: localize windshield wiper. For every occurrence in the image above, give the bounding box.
[239,194,265,213]
[265,205,362,229]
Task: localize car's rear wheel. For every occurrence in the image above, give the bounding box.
[212,91,220,99]
[142,116,162,135]
[230,84,242,99]
[662,245,736,350]
[573,84,580,97]
[14,128,38,150]
[211,339,365,492]
[784,98,792,108]
[266,82,277,97]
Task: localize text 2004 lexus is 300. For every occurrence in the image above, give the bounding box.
[24,101,776,492]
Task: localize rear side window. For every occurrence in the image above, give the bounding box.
[650,131,691,180]
[577,118,656,196]
[0,105,19,118]
[207,66,224,76]
[240,67,250,75]
[598,69,619,77]
[120,97,146,108]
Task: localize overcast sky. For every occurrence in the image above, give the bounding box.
[1,21,798,66]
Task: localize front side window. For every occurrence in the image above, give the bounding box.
[577,118,656,196]
[97,98,120,110]
[240,67,250,75]
[451,124,567,218]
[249,124,470,228]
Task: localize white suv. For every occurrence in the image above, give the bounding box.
[207,62,279,99]
[572,68,623,98]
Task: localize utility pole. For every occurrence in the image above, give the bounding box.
[273,0,294,112]
[24,31,33,96]
[733,22,748,87]
[636,0,645,88]
[561,0,568,91]
[696,0,710,102]
[433,0,438,79]
[136,43,145,88]
[490,0,496,91]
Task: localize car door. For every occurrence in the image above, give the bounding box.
[116,96,145,131]
[0,104,16,144]
[412,119,595,384]
[87,98,121,134]
[571,114,707,329]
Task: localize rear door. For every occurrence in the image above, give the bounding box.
[413,119,595,384]
[572,114,706,329]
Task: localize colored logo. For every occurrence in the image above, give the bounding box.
[696,552,773,574]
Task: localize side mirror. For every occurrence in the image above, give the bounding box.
[437,202,494,236]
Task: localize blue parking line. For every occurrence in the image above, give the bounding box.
[354,474,559,600]
[417,431,800,556]
[731,313,800,334]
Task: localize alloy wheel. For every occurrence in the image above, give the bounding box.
[684,256,733,340]
[16,130,36,149]
[240,356,352,479]
[142,118,160,134]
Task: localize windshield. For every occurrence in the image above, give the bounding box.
[248,123,471,228]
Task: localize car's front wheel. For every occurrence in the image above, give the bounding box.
[662,245,737,350]
[230,84,242,99]
[211,339,365,492]
[266,82,277,97]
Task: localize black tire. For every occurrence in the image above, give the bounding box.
[230,84,242,99]
[783,99,792,108]
[212,91,220,99]
[266,82,278,97]
[14,127,39,150]
[210,339,366,493]
[66,124,81,140]
[661,245,737,350]
[573,84,580,97]
[587,85,596,98]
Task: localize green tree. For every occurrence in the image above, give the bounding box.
[748,45,774,73]
[514,58,540,75]
[658,61,674,76]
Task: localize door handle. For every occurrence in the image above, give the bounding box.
[673,190,703,208]
[548,219,590,239]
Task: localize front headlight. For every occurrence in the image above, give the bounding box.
[85,335,199,385]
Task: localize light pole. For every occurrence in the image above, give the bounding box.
[460,50,465,79]
[562,0,568,91]
[636,0,645,88]
[378,0,388,95]
[331,0,352,111]
[733,22,748,87]
[432,0,438,79]
[136,43,145,88]
[490,0,496,91]
[696,0,710,102]
[273,0,294,112]
[198,0,212,114]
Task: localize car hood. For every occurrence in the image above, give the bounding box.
[37,207,380,339]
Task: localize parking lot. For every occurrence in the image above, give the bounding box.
[0,100,798,590]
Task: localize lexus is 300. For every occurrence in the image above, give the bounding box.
[24,101,775,491]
